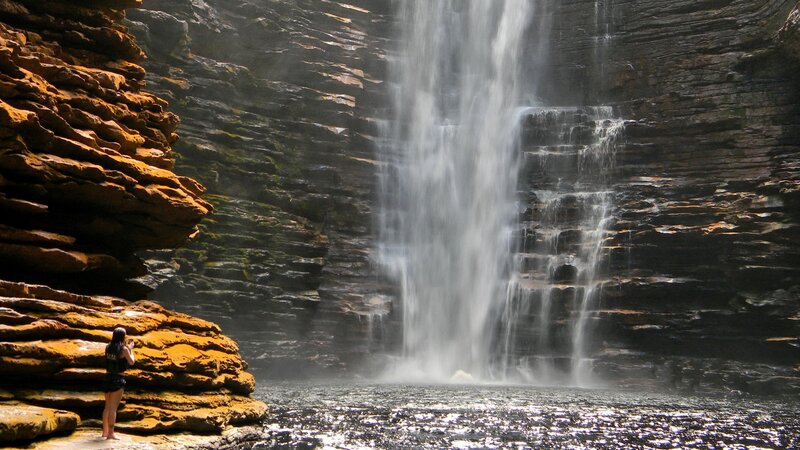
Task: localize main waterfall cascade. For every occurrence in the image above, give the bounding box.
[376,1,624,383]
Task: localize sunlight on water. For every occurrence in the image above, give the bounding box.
[253,383,800,449]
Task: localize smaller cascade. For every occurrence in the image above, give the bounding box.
[593,0,616,91]
[496,107,624,386]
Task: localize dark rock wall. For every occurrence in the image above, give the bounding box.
[134,0,800,391]
[129,0,394,377]
[545,0,800,392]
[780,3,800,59]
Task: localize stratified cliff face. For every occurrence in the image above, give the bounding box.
[0,0,265,441]
[543,0,800,392]
[0,0,212,296]
[127,0,394,377]
[133,0,799,392]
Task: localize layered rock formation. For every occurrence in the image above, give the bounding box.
[0,279,265,434]
[0,0,265,442]
[0,0,212,296]
[131,0,799,393]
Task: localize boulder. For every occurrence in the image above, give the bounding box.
[0,403,78,442]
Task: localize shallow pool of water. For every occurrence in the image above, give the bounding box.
[250,383,799,449]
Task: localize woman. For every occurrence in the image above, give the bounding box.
[102,327,135,440]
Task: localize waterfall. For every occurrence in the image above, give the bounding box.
[376,1,622,383]
[377,0,531,381]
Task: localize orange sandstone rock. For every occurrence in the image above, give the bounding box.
[0,403,79,442]
[0,0,211,290]
[0,279,267,434]
[0,0,267,442]
[0,280,254,395]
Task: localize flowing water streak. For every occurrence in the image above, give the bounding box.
[594,0,615,93]
[377,0,532,380]
[570,113,623,384]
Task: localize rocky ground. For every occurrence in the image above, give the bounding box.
[15,426,264,450]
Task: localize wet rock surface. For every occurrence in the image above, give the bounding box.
[540,0,800,393]
[779,2,800,61]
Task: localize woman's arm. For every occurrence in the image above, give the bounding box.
[122,340,136,366]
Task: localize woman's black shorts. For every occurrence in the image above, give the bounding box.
[103,373,126,392]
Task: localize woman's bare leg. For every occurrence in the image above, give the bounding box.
[106,389,124,440]
[102,391,111,438]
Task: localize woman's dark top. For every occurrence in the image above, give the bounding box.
[102,350,129,393]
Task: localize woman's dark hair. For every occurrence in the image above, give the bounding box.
[105,327,126,359]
